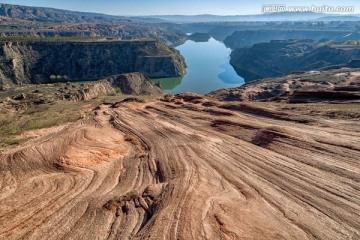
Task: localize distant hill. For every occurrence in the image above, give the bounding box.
[0,3,164,24]
[0,4,186,45]
[144,12,359,23]
[1,3,359,46]
[1,3,360,25]
[316,16,360,21]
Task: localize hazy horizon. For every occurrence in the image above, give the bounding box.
[1,0,360,16]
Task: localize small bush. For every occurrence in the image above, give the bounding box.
[115,87,122,94]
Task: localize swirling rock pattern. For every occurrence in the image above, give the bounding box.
[1,95,359,239]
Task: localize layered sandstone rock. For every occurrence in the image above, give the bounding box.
[0,40,186,86]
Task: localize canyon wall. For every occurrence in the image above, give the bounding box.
[0,40,186,86]
[224,30,360,49]
[229,40,360,81]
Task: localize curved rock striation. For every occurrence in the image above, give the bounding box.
[0,94,359,239]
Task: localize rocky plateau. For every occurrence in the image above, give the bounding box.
[0,70,359,239]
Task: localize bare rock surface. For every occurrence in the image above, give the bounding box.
[0,93,359,239]
[208,69,360,102]
[0,73,162,112]
[106,72,163,95]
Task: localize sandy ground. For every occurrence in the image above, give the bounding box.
[0,95,359,239]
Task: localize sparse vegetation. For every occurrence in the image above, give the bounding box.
[0,101,86,151]
[0,36,157,43]
[0,85,154,152]
[0,36,113,43]
[316,40,334,48]
[115,87,122,94]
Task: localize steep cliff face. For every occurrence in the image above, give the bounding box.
[224,30,360,49]
[230,40,360,81]
[0,40,186,86]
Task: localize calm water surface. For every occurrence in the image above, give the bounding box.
[153,38,244,94]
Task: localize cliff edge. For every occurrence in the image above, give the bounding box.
[0,39,186,86]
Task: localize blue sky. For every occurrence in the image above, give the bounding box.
[1,0,359,15]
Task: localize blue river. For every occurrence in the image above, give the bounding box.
[153,37,244,94]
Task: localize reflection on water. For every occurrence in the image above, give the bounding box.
[218,63,243,84]
[152,77,182,90]
[153,38,244,94]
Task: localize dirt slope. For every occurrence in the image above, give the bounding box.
[0,95,359,239]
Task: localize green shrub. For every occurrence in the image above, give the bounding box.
[115,87,122,94]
